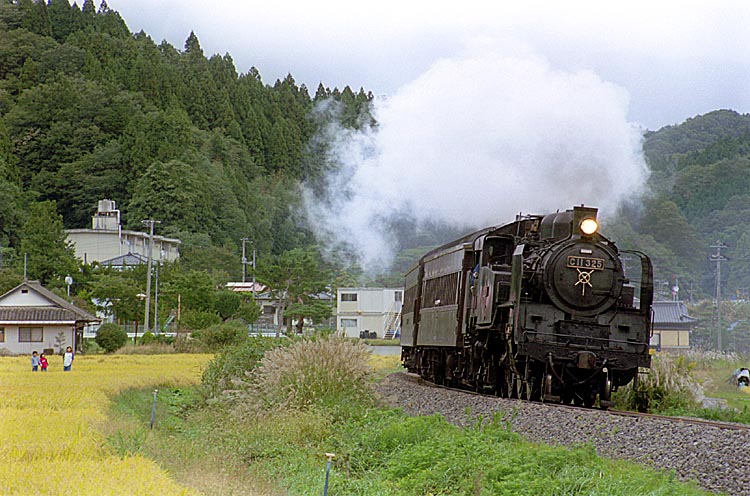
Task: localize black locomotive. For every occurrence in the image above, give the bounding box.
[401,205,653,408]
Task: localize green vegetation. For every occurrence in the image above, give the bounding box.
[613,351,750,425]
[614,354,700,413]
[105,342,714,495]
[610,110,750,315]
[0,0,375,322]
[680,351,750,423]
[4,2,750,352]
[94,321,128,352]
[190,320,249,351]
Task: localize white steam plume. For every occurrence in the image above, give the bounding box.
[304,48,648,273]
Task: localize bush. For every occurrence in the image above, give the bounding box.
[83,339,102,354]
[201,337,289,398]
[173,334,203,353]
[193,320,248,351]
[139,332,157,345]
[180,309,222,331]
[248,335,374,416]
[95,323,129,353]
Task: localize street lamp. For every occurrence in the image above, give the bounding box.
[65,275,73,300]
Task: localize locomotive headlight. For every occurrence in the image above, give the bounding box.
[580,218,598,235]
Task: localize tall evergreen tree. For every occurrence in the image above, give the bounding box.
[47,0,74,42]
[18,200,78,284]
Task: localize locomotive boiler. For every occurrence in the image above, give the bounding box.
[400,205,653,408]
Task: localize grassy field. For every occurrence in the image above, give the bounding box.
[681,352,750,422]
[105,347,714,496]
[2,348,725,495]
[0,354,211,495]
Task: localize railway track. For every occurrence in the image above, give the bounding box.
[404,371,750,432]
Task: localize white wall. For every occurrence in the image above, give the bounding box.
[336,288,403,338]
[0,325,75,355]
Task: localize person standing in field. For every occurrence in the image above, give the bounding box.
[31,351,40,372]
[63,346,74,371]
[39,352,48,372]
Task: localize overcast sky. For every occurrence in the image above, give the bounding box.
[106,0,750,131]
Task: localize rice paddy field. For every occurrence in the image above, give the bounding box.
[0,354,212,495]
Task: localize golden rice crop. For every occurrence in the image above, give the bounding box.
[0,354,212,495]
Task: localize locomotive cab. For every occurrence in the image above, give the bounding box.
[483,235,514,269]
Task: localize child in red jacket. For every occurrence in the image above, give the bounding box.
[39,352,48,372]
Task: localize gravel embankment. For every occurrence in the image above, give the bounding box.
[374,372,749,495]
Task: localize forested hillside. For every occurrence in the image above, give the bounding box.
[0,0,373,278]
[607,109,750,303]
[3,1,750,342]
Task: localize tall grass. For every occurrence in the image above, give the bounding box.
[615,354,701,412]
[246,335,374,415]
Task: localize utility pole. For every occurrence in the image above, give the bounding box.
[241,238,249,283]
[252,247,257,300]
[710,241,728,350]
[142,219,161,334]
[241,237,257,299]
[154,264,159,333]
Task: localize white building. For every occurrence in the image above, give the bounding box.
[336,287,403,339]
[0,281,99,354]
[66,199,180,266]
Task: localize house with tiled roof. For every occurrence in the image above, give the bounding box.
[650,300,697,351]
[0,281,99,355]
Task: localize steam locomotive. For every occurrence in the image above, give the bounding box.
[400,205,653,408]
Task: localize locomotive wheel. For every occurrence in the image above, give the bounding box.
[598,374,613,409]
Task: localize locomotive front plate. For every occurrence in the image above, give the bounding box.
[566,256,604,270]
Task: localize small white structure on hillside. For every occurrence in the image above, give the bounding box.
[336,287,403,339]
[66,199,180,266]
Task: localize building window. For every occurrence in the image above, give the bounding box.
[395,291,402,302]
[341,318,358,328]
[340,293,358,302]
[19,327,43,342]
[263,306,275,315]
[0,327,4,342]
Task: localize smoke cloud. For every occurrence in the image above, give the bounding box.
[304,48,648,273]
